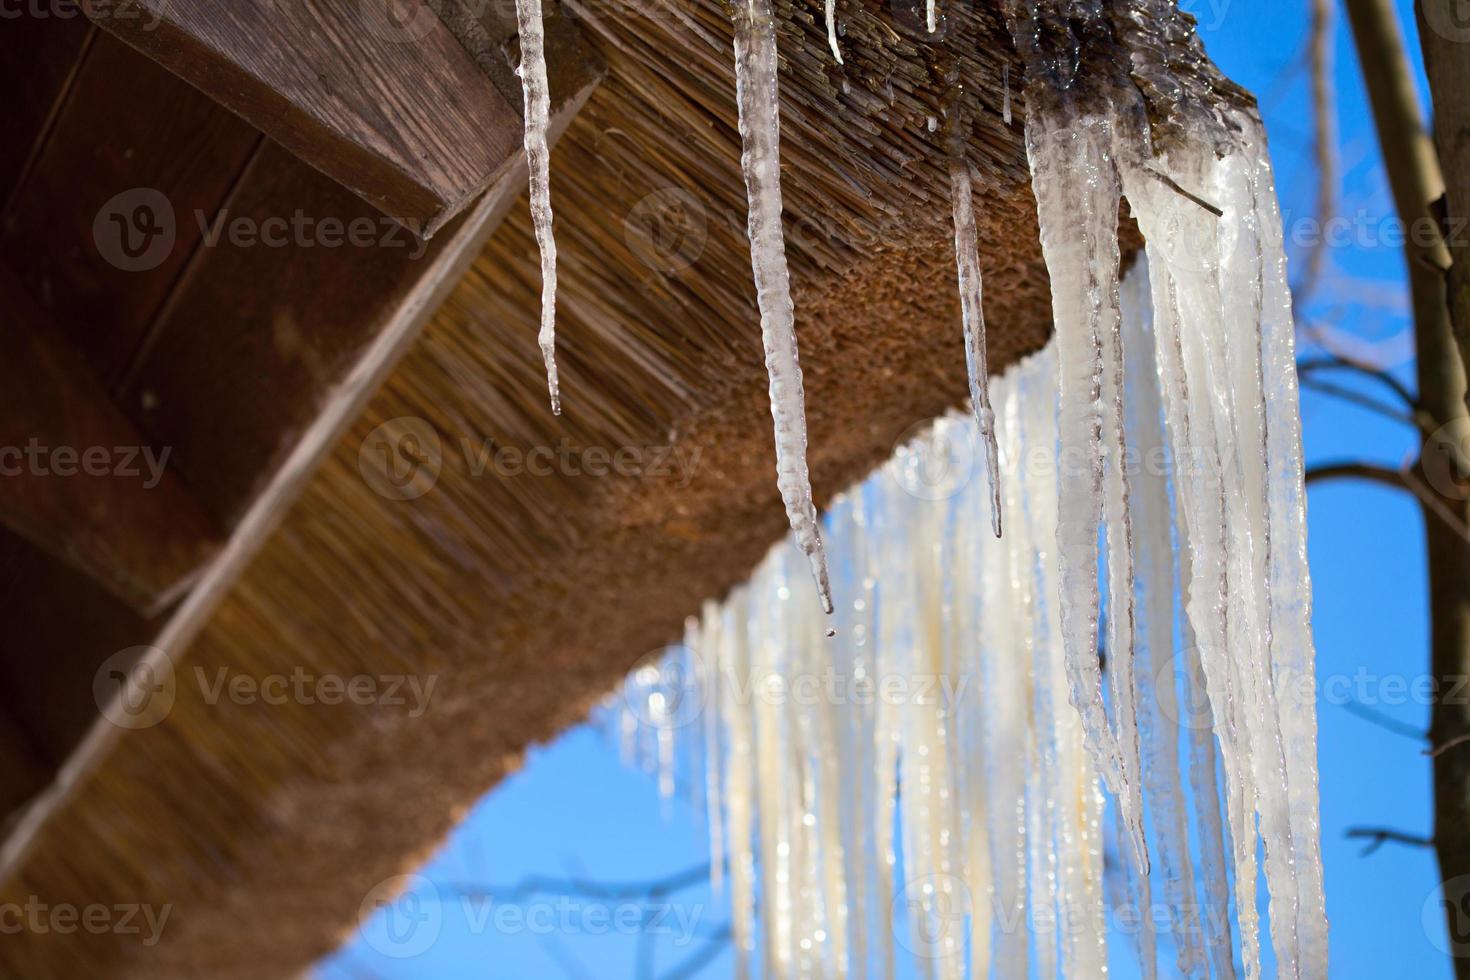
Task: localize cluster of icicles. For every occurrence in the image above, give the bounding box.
[615,255,1324,978]
[515,0,1326,972]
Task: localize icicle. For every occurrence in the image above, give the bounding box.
[698,602,726,896]
[1100,229,1149,879]
[926,0,936,33]
[721,593,757,980]
[1002,65,1012,126]
[598,111,1328,979]
[731,0,833,615]
[825,0,843,64]
[1121,263,1183,979]
[513,0,559,414]
[1240,115,1329,971]
[948,139,1003,538]
[1024,103,1127,801]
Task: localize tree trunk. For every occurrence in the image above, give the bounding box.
[1347,0,1470,971]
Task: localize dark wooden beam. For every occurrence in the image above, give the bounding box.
[0,266,220,615]
[87,0,526,237]
[0,32,262,389]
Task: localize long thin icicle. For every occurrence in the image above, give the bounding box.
[513,0,559,414]
[824,0,842,64]
[731,0,833,615]
[948,144,1003,537]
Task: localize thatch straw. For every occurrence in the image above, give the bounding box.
[0,0,1234,975]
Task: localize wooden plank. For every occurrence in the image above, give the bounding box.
[0,706,48,825]
[118,141,494,527]
[89,0,526,237]
[0,64,603,890]
[0,32,261,388]
[0,266,221,614]
[0,12,93,211]
[0,529,151,770]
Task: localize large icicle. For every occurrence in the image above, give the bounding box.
[730,0,833,615]
[512,0,559,414]
[949,140,1003,538]
[610,32,1327,974]
[609,283,1324,975]
[1024,102,1128,805]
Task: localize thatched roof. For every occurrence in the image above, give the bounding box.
[0,0,1242,975]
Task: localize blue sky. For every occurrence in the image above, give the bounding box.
[319,1,1448,976]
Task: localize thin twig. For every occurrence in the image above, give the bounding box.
[1345,826,1434,856]
[1306,460,1470,543]
[440,862,713,902]
[1304,461,1407,490]
[1342,699,1426,742]
[1296,0,1337,305]
[1299,377,1417,424]
[659,923,735,980]
[1297,353,1418,408]
[1142,166,1224,217]
[1427,732,1470,759]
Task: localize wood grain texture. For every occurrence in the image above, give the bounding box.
[0,267,220,615]
[0,10,93,211]
[0,31,261,389]
[89,0,526,236]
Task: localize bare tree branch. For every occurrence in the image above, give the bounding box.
[1345,826,1435,856]
[1299,377,1417,424]
[439,862,713,903]
[1305,461,1470,544]
[1427,732,1470,760]
[1342,699,1427,742]
[1297,353,1418,409]
[1297,0,1337,305]
[660,923,735,980]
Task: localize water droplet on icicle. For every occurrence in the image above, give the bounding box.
[730,0,833,615]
